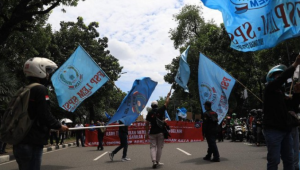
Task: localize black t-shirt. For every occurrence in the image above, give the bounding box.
[146,105,166,134]
[22,83,61,145]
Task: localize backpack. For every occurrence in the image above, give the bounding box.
[0,83,40,145]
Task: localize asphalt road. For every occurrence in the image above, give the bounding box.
[0,140,278,170]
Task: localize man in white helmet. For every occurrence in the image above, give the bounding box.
[13,57,68,170]
[263,54,300,170]
[145,92,171,169]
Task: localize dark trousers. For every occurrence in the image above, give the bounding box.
[49,132,59,145]
[59,133,65,144]
[76,133,85,147]
[112,132,128,158]
[13,144,43,170]
[97,133,104,150]
[0,141,7,153]
[205,134,220,159]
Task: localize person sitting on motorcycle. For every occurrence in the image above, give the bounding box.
[230,113,242,141]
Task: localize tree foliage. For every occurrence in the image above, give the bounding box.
[166,4,300,118]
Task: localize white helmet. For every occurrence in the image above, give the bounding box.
[23,57,58,79]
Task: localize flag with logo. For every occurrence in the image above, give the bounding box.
[175,46,190,92]
[51,45,109,112]
[106,77,157,126]
[165,110,171,121]
[105,112,111,120]
[177,107,187,119]
[201,0,300,52]
[198,53,236,124]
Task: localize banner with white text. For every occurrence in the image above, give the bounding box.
[84,121,204,146]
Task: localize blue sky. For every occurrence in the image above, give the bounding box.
[47,0,222,117]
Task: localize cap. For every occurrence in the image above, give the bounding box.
[203,101,211,107]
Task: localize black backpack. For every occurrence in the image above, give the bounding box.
[0,83,40,145]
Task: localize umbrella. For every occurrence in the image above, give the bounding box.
[60,118,73,123]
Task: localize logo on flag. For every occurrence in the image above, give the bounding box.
[198,53,235,124]
[58,66,83,89]
[51,45,109,112]
[131,91,147,114]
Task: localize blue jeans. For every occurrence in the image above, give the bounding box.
[13,144,43,170]
[112,132,128,158]
[263,129,294,170]
[205,134,220,159]
[291,127,299,170]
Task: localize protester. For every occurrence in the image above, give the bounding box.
[59,121,66,145]
[97,121,106,151]
[202,101,220,162]
[145,92,171,169]
[49,129,59,146]
[263,54,300,170]
[109,120,131,162]
[13,57,68,170]
[285,88,300,170]
[75,121,85,147]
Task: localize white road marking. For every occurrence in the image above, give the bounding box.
[176,148,191,156]
[94,152,108,161]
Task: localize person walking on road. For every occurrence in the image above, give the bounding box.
[145,92,171,169]
[109,121,130,162]
[202,101,220,162]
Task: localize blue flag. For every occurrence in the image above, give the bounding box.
[51,45,109,112]
[177,107,187,119]
[165,110,171,121]
[198,53,236,124]
[105,112,111,120]
[201,0,300,52]
[107,77,157,126]
[175,46,190,92]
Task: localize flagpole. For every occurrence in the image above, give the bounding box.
[200,52,263,103]
[68,124,125,131]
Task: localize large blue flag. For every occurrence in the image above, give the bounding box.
[175,46,190,92]
[198,53,236,124]
[51,45,109,112]
[201,0,300,52]
[106,77,157,126]
[165,110,171,121]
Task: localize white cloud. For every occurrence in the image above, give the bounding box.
[47,0,223,116]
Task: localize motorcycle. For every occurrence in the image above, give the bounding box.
[231,123,244,142]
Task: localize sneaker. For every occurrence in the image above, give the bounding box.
[157,162,164,166]
[152,162,157,169]
[109,152,114,161]
[122,157,131,161]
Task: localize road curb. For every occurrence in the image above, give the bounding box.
[0,142,76,164]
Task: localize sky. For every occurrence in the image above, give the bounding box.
[47,0,223,118]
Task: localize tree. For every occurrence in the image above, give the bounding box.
[166,4,300,118]
[0,0,82,46]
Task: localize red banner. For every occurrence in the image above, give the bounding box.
[85,121,204,146]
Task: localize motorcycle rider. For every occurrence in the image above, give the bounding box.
[230,113,242,141]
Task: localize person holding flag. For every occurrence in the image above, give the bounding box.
[145,91,171,169]
[263,55,300,170]
[202,101,220,162]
